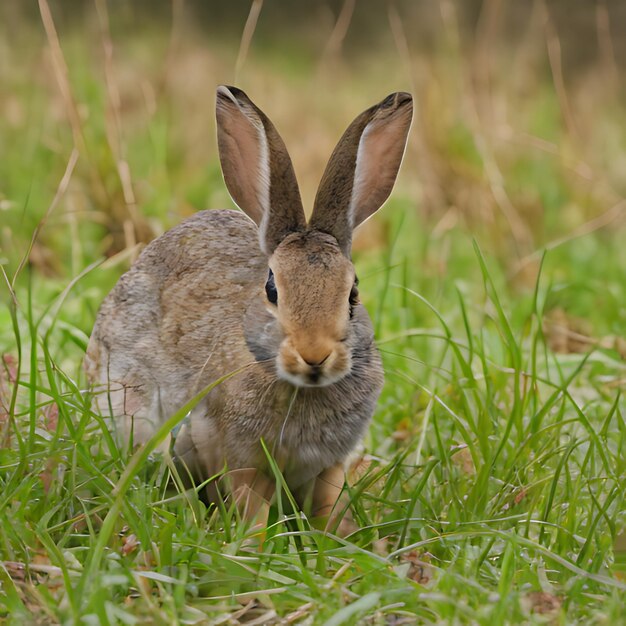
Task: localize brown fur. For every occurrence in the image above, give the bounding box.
[87,87,412,531]
[310,91,413,255]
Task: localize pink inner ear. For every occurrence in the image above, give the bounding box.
[350,107,412,228]
[216,98,270,227]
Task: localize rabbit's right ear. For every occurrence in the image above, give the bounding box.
[309,92,413,256]
[216,86,306,254]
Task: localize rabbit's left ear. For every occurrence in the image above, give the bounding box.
[309,92,413,255]
[216,86,306,254]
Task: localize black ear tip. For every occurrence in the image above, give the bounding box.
[395,92,413,105]
[381,92,413,109]
[226,85,245,98]
[216,85,249,105]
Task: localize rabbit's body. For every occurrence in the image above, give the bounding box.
[88,209,382,490]
[87,86,412,526]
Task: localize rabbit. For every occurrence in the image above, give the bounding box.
[85,85,413,529]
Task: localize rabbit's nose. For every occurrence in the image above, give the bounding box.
[303,353,331,368]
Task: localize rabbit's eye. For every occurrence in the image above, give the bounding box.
[265,269,278,305]
[349,279,359,317]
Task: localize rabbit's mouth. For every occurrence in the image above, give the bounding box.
[276,339,352,388]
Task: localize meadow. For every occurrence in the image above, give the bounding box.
[0,1,625,624]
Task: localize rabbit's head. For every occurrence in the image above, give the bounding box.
[216,86,412,387]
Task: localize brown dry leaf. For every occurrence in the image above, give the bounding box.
[544,308,593,354]
[451,445,475,475]
[231,598,279,623]
[401,550,434,585]
[521,591,562,616]
[610,336,626,360]
[3,561,27,582]
[391,417,414,443]
[544,309,626,360]
[284,601,314,623]
[372,537,390,557]
[30,551,66,592]
[141,550,156,569]
[0,354,17,432]
[510,258,542,291]
[29,241,62,277]
[39,459,57,495]
[31,552,52,567]
[134,573,153,598]
[121,533,140,556]
[514,488,528,505]
[2,354,17,383]
[44,403,59,432]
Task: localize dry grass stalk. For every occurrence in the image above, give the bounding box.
[235,0,264,83]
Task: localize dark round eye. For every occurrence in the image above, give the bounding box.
[265,269,278,305]
[349,277,359,317]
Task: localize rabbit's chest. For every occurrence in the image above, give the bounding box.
[266,395,369,488]
[274,435,343,490]
[219,372,378,487]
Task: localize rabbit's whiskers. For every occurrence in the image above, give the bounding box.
[277,386,299,455]
[195,355,275,395]
[192,348,216,395]
[256,377,279,421]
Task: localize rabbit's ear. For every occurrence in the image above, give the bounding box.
[309,92,413,255]
[216,86,306,254]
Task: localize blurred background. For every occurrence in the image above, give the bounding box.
[0,0,625,342]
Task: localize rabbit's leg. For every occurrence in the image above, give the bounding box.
[228,468,275,528]
[92,376,158,448]
[311,463,356,536]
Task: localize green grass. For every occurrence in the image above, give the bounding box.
[1,2,626,624]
